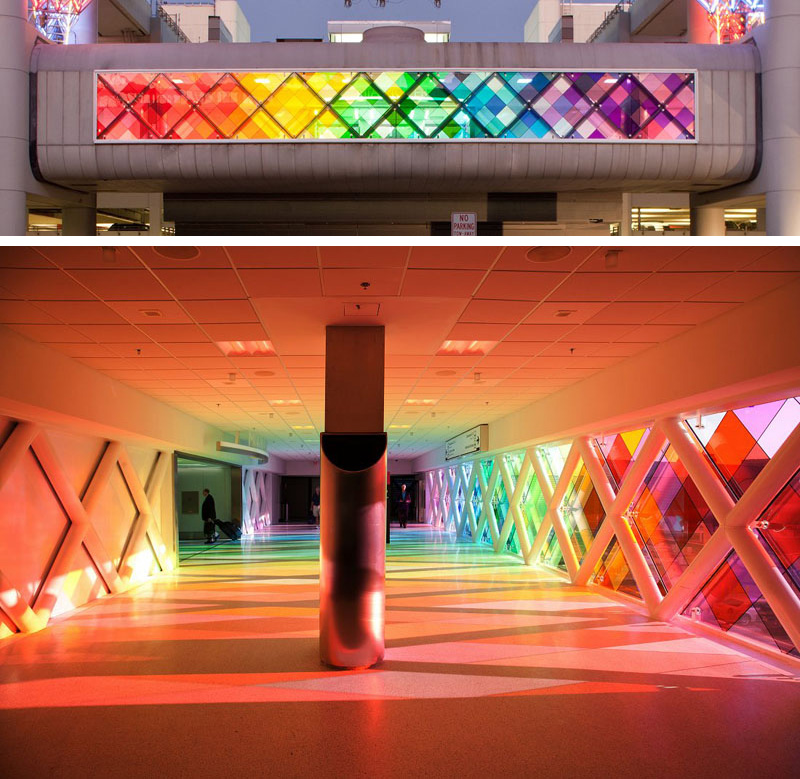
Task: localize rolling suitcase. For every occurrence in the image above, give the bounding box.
[213,518,242,541]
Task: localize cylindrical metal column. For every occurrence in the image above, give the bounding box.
[0,1,30,235]
[319,433,387,669]
[762,0,800,235]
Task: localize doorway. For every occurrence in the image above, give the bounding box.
[175,454,242,542]
[281,476,320,523]
[389,476,419,525]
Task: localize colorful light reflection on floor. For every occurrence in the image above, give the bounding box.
[1,526,799,776]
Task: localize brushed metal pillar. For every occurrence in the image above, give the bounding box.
[319,433,387,668]
[320,326,386,669]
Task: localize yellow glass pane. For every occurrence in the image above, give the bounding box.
[264,74,325,138]
[620,428,646,456]
[301,72,355,102]
[372,71,412,101]
[234,109,286,140]
[234,72,289,104]
[300,109,350,140]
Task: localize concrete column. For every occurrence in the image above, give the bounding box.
[0,1,30,235]
[762,0,800,236]
[62,203,97,236]
[687,0,715,44]
[148,193,163,235]
[72,0,98,43]
[620,192,633,236]
[690,205,726,236]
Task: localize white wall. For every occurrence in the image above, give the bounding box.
[162,1,251,42]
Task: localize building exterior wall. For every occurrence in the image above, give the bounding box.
[161,1,250,42]
[32,41,758,194]
[525,0,618,42]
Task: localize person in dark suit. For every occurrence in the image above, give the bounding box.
[202,489,219,543]
[397,483,412,528]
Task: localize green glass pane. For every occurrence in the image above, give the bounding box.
[370,71,420,101]
[330,74,391,136]
[398,74,459,137]
[367,109,423,139]
[300,109,355,139]
[522,473,547,535]
[507,524,521,554]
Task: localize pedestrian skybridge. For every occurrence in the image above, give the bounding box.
[33,40,758,193]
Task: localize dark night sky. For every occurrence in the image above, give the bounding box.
[237,0,542,43]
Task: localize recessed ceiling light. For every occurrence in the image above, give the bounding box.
[153,247,201,260]
[526,246,572,263]
[269,399,302,406]
[405,399,437,406]
[292,425,314,430]
[437,340,496,357]
[389,424,411,429]
[436,369,457,376]
[216,340,275,357]
[254,370,275,377]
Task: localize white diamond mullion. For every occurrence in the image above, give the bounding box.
[438,469,449,529]
[463,462,479,539]
[453,464,470,537]
[533,442,581,580]
[495,457,518,554]
[526,447,554,565]
[509,451,534,560]
[425,471,436,525]
[483,460,501,548]
[474,463,491,545]
[444,468,459,532]
[577,435,662,611]
[576,425,667,587]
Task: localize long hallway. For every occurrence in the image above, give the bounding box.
[1,527,798,777]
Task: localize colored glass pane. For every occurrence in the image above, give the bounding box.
[168,72,226,105]
[470,478,482,534]
[235,109,286,140]
[755,467,800,594]
[301,72,354,102]
[540,444,570,488]
[97,70,696,142]
[506,524,521,555]
[520,469,548,536]
[542,527,565,571]
[465,75,526,135]
[561,462,605,562]
[492,478,509,535]
[263,74,325,138]
[331,74,391,135]
[133,75,192,137]
[102,110,158,141]
[628,443,719,595]
[371,71,419,102]
[235,72,288,104]
[593,540,641,599]
[197,74,259,136]
[595,427,650,489]
[688,397,800,499]
[480,459,494,485]
[398,74,460,137]
[683,552,798,657]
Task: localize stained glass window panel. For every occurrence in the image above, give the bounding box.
[683,552,798,657]
[593,540,641,599]
[561,462,605,563]
[755,467,800,594]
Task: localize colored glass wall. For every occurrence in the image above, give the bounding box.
[96,71,696,143]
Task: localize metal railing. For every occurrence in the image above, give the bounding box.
[156,2,190,42]
[587,0,637,43]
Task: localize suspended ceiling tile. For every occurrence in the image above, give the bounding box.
[0,301,60,324]
[163,342,223,357]
[319,246,409,267]
[409,246,501,268]
[458,298,534,323]
[5,323,91,343]
[475,271,568,300]
[402,269,486,297]
[493,245,596,272]
[523,300,607,324]
[0,269,95,300]
[202,322,270,341]
[72,323,148,343]
[152,268,247,300]
[489,341,549,356]
[740,247,800,271]
[503,323,577,341]
[238,268,322,296]
[616,324,692,342]
[445,323,512,341]
[592,342,656,357]
[48,342,118,358]
[621,272,724,302]
[104,299,192,325]
[322,267,404,296]
[67,269,171,300]
[566,324,639,342]
[661,246,772,272]
[649,301,738,325]
[0,248,54,268]
[584,301,674,325]
[41,246,143,268]
[551,271,650,302]
[579,246,683,271]
[134,246,230,268]
[34,301,128,325]
[228,246,319,267]
[136,323,210,342]
[690,271,800,302]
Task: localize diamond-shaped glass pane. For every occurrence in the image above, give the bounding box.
[398,74,459,137]
[263,74,325,138]
[331,74,391,135]
[561,462,605,563]
[755,467,800,595]
[592,540,641,599]
[595,427,651,489]
[197,74,259,137]
[465,75,525,135]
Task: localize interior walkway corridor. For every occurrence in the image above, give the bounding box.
[1,526,798,778]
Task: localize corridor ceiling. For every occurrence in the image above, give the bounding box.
[1,246,798,458]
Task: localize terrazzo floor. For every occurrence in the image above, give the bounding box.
[1,525,798,778]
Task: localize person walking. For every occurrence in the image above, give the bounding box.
[397,483,411,528]
[202,488,219,543]
[311,486,321,528]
